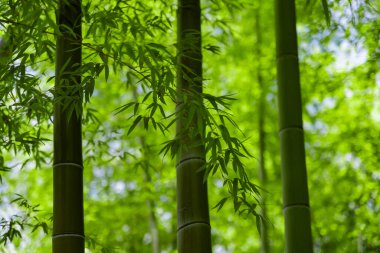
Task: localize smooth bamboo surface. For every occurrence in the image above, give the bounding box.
[176,0,212,252]
[53,0,84,252]
[275,0,313,252]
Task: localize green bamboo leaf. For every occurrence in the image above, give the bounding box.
[203,44,221,54]
[159,141,171,157]
[113,102,135,115]
[134,102,139,115]
[213,197,229,211]
[128,115,142,135]
[158,104,166,118]
[104,64,109,82]
[222,142,230,156]
[233,178,238,197]
[321,0,331,26]
[151,117,157,129]
[256,215,262,236]
[143,116,149,130]
[218,157,228,175]
[46,75,55,83]
[233,199,242,213]
[42,222,48,234]
[147,42,167,52]
[142,91,153,103]
[212,163,219,175]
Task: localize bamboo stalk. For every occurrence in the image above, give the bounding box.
[53,0,84,252]
[176,0,212,252]
[274,0,313,252]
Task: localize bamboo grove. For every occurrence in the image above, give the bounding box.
[0,0,379,252]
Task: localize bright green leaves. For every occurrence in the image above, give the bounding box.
[128,115,143,135]
[0,1,70,171]
[214,196,229,211]
[212,177,262,221]
[100,51,109,82]
[114,101,137,115]
[305,0,331,26]
[83,76,95,102]
[86,235,117,253]
[155,82,262,222]
[81,0,175,93]
[0,217,23,246]
[0,66,51,162]
[203,44,221,54]
[80,62,104,103]
[0,194,49,246]
[160,139,180,159]
[114,93,168,136]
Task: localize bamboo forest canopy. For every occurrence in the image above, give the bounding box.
[0,0,379,252]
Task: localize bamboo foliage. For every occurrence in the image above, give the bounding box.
[176,0,212,252]
[275,0,313,252]
[53,0,84,252]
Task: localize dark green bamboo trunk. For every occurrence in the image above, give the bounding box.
[255,5,270,253]
[176,0,212,252]
[53,0,84,252]
[274,0,313,252]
